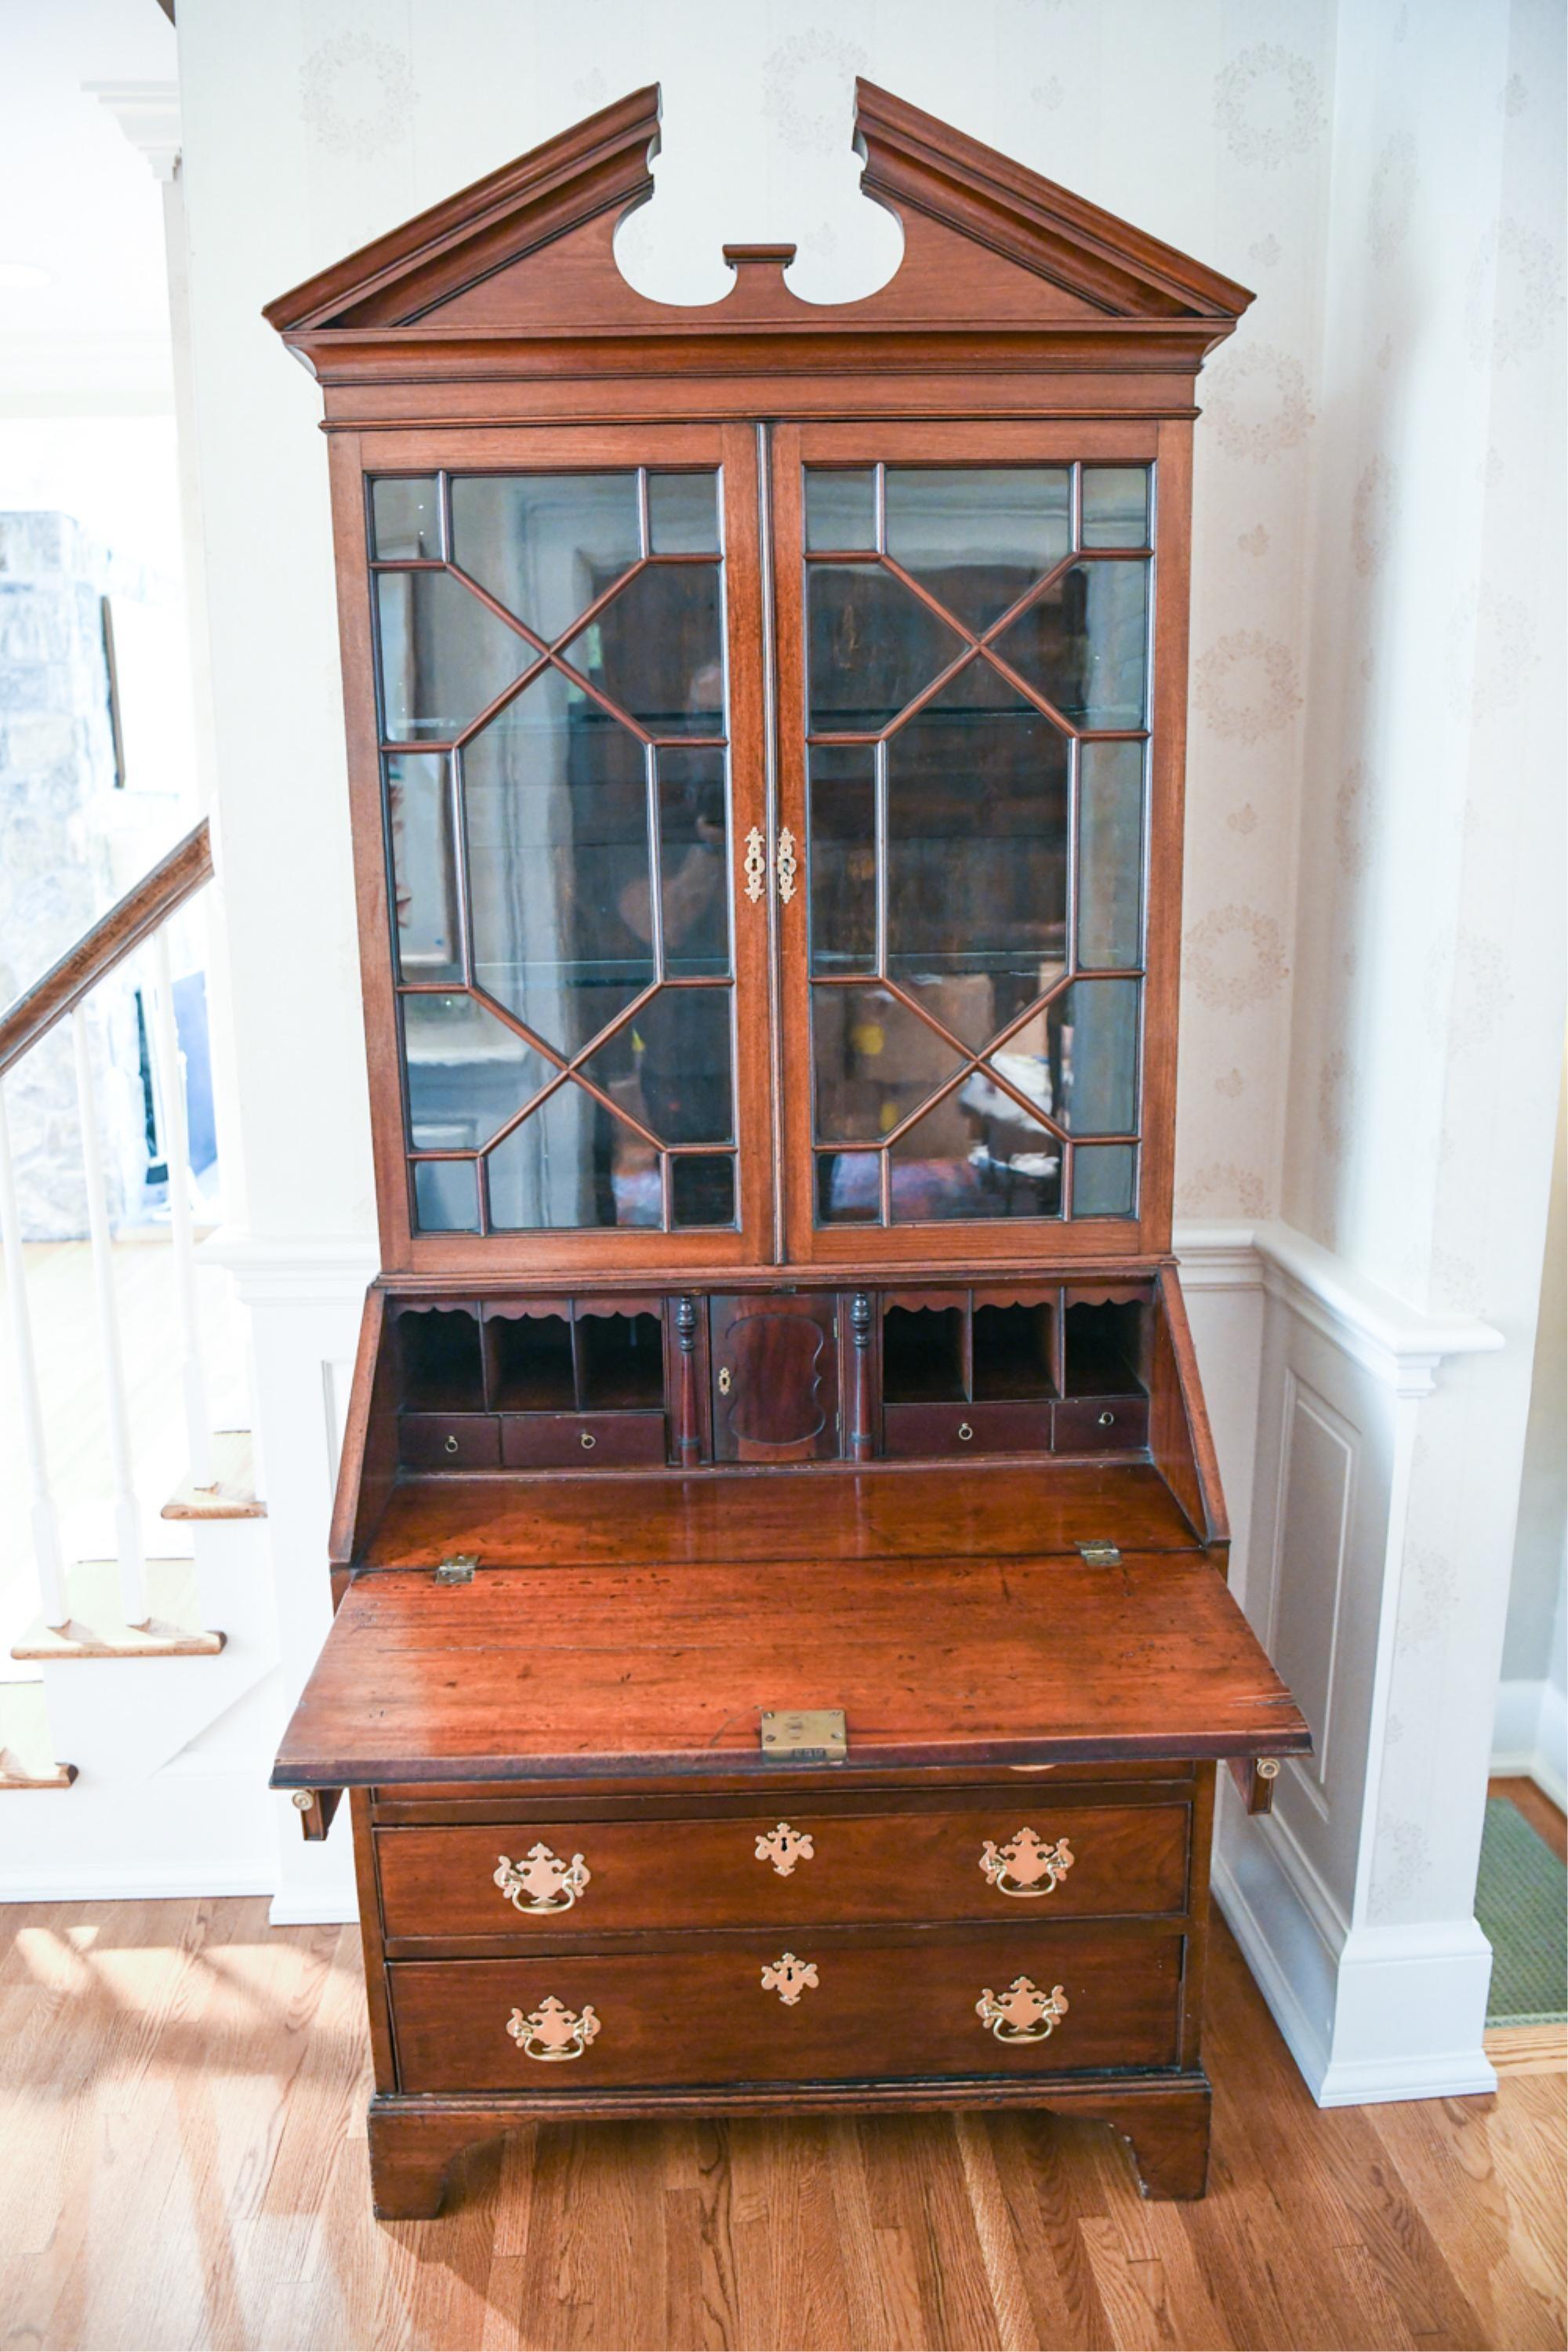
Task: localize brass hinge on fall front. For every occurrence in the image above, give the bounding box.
[760,1708,848,1765]
[1078,1541,1121,1567]
[434,1552,477,1584]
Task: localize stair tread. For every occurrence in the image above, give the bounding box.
[11,1559,226,1661]
[162,1429,266,1521]
[0,1683,76,1788]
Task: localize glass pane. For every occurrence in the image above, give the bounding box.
[376,570,535,742]
[463,667,655,1057]
[808,564,966,734]
[402,993,553,1149]
[808,746,876,976]
[885,682,1069,1047]
[656,746,730,977]
[804,469,876,552]
[888,1083,1062,1221]
[486,1077,659,1230]
[385,754,459,982]
[1073,1142,1138,1217]
[816,1151,881,1225]
[884,467,1070,632]
[671,1152,735,1228]
[567,564,724,735]
[648,471,719,555]
[413,1158,478,1232]
[448,474,640,642]
[1077,742,1144,970]
[974,1004,1058,1124]
[996,561,1149,730]
[1081,467,1150,550]
[372,477,440,560]
[582,985,734,1145]
[811,984,964,1144]
[1055,978,1140,1133]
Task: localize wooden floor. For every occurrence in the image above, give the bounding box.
[0,1900,1562,2350]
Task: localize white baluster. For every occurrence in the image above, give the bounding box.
[71,1004,147,1627]
[0,1076,70,1628]
[151,928,212,1488]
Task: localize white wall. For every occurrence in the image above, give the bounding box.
[170,0,1568,2047]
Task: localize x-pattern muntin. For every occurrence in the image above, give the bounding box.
[374,468,736,1229]
[804,503,1149,1192]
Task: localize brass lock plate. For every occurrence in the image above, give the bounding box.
[434,1553,477,1584]
[760,1708,848,1764]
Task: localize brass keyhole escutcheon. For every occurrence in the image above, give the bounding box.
[1098,1411,1116,1428]
[444,1434,459,1456]
[717,1367,733,1395]
[580,1432,597,1450]
[957,1422,974,1443]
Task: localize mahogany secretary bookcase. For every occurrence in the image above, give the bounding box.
[267,82,1309,2220]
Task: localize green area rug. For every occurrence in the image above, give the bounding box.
[1476,1797,1568,2027]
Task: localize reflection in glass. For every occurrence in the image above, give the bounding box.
[887,1084,1062,1221]
[402,993,554,1149]
[648,471,719,555]
[413,1158,478,1232]
[811,984,964,1144]
[486,1079,659,1230]
[804,469,876,552]
[996,560,1149,729]
[372,477,440,560]
[449,474,640,642]
[463,668,654,1057]
[1055,979,1139,1133]
[671,1152,736,1228]
[1077,742,1145,969]
[568,564,724,735]
[1081,467,1150,549]
[376,570,535,742]
[808,564,966,734]
[655,746,730,977]
[884,467,1070,631]
[579,986,734,1145]
[886,682,1069,1045]
[385,754,460,983]
[1073,1142,1138,1216]
[816,1152,880,1223]
[808,747,877,976]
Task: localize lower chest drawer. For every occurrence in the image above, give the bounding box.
[375,1799,1189,1940]
[387,1926,1183,2091]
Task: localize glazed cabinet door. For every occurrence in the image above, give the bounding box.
[339,423,772,1272]
[769,422,1186,1266]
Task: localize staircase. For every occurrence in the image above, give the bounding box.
[0,824,283,1894]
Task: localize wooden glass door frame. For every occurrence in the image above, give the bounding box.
[769,417,1191,1269]
[328,419,774,1275]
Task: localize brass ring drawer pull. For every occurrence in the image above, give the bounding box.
[507,1997,600,2061]
[958,1422,974,1443]
[443,1434,459,1456]
[1098,1410,1116,1428]
[978,1827,1074,1897]
[977,1976,1069,2043]
[494,1843,591,1914]
[761,1951,818,2005]
[755,1821,814,1876]
[579,1431,597,1450]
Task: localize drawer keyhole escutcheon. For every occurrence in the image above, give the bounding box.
[507,1996,600,2062]
[978,1827,1074,1897]
[957,1422,974,1443]
[754,1821,815,1876]
[495,1843,591,1914]
[761,1951,819,2005]
[717,1366,733,1395]
[977,1976,1069,2043]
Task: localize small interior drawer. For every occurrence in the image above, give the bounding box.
[881,1400,1051,1459]
[499,1413,667,1470]
[398,1413,500,1469]
[1053,1397,1149,1454]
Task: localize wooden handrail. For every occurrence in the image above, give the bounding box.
[0,819,214,1079]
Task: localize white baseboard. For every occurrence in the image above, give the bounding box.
[0,1860,277,1903]
[267,1890,359,1926]
[1492,1676,1568,1811]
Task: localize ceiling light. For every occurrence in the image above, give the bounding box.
[0,262,51,290]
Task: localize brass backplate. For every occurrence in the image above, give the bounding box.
[760,1708,848,1764]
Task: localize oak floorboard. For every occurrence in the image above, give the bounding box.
[1,1896,1563,2352]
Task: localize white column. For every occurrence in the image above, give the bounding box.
[0,1077,69,1628]
[151,928,212,1486]
[71,1004,147,1627]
